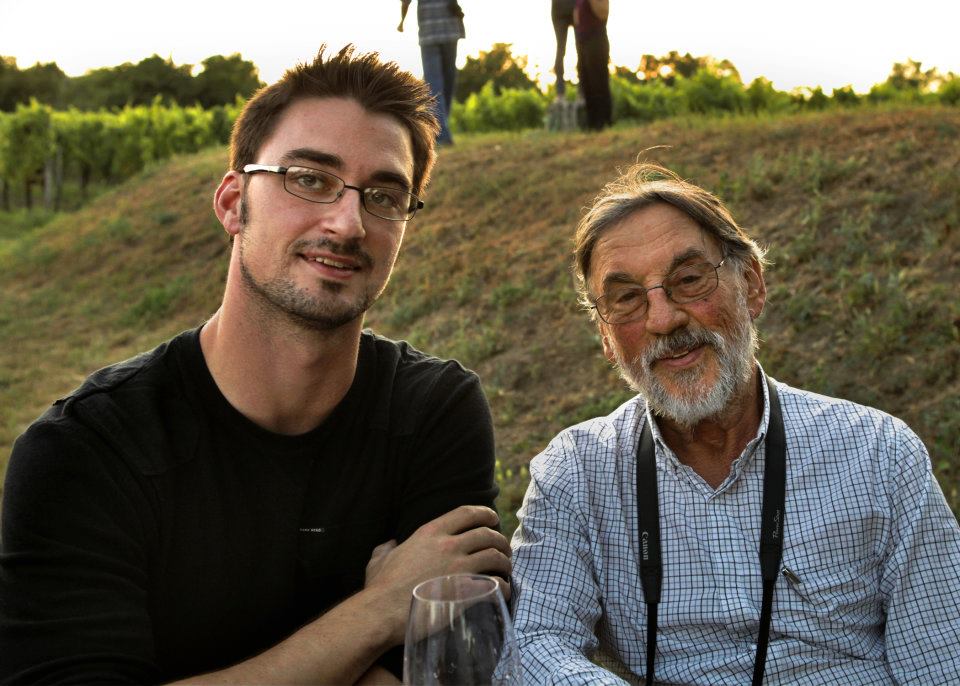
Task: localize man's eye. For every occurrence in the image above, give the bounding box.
[368,189,403,209]
[296,174,323,188]
[290,171,334,192]
[612,289,642,305]
[675,273,705,286]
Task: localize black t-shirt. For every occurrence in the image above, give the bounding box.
[0,328,498,684]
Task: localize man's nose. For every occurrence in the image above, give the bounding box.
[644,287,687,335]
[320,187,366,240]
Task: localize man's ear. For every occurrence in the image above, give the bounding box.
[214,171,244,237]
[600,324,616,363]
[742,256,767,320]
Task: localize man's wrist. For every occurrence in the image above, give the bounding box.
[351,584,406,649]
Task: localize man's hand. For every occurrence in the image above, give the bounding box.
[354,665,401,685]
[363,505,512,644]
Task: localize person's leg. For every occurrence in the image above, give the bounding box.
[577,35,607,130]
[420,43,453,145]
[575,36,586,97]
[551,6,570,97]
[439,41,458,120]
[576,37,593,128]
[594,32,612,128]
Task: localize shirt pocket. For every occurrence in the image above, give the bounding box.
[776,506,885,629]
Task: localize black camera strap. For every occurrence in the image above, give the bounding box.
[636,375,786,686]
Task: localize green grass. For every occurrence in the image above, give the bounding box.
[1,106,958,538]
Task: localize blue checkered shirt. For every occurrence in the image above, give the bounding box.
[511,373,960,685]
[415,0,465,46]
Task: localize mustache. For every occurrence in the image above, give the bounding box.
[292,237,374,269]
[639,325,724,369]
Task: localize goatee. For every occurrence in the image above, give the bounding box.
[612,293,758,428]
[237,195,376,331]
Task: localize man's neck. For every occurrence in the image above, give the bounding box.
[199,298,362,436]
[656,367,763,489]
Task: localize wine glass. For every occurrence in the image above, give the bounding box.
[403,574,521,685]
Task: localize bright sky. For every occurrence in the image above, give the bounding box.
[2,1,957,94]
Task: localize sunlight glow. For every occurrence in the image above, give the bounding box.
[1,1,957,95]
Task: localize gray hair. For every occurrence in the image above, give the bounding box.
[573,163,768,312]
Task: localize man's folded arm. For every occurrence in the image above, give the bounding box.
[0,421,393,686]
[394,365,499,538]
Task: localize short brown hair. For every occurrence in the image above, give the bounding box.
[573,163,768,309]
[229,45,440,196]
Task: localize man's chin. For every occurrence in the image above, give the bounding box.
[652,401,722,430]
[637,369,729,428]
[274,290,371,331]
[296,297,371,329]
[648,360,717,396]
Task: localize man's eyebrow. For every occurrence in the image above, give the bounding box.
[367,169,412,190]
[281,148,412,191]
[666,247,712,273]
[601,271,639,291]
[281,148,343,170]
[598,247,715,292]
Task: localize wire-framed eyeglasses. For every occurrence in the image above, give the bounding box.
[242,164,424,221]
[592,259,726,325]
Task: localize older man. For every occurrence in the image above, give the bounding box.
[0,46,509,685]
[511,163,960,684]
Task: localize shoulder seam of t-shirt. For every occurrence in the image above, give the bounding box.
[55,328,196,414]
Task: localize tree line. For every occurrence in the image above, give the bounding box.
[1,47,957,213]
[0,52,258,212]
[0,53,262,111]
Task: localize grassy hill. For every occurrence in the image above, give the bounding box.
[1,106,958,535]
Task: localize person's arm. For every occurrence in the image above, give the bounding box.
[0,420,162,684]
[878,422,960,683]
[587,0,609,22]
[511,444,630,685]
[392,363,501,543]
[358,357,509,679]
[355,665,401,685]
[197,357,511,684]
[398,0,411,31]
[0,413,509,685]
[170,586,396,685]
[173,506,510,685]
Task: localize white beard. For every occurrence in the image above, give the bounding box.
[611,291,758,429]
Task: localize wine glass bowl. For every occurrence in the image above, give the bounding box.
[403,574,521,685]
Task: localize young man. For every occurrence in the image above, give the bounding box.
[0,46,510,685]
[510,163,960,684]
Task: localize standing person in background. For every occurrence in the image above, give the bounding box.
[574,0,612,130]
[399,0,465,146]
[552,0,577,98]
[547,0,583,131]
